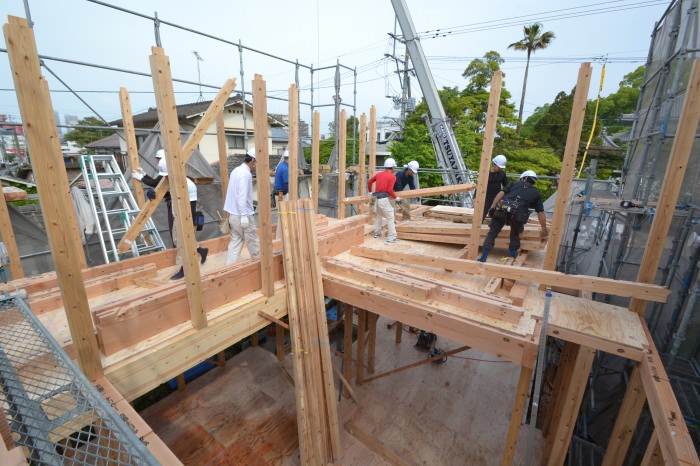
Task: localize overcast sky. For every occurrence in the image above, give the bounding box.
[0,0,671,136]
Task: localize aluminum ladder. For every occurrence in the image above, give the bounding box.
[78,154,165,263]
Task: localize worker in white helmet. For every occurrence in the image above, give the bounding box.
[367,157,401,245]
[479,169,548,262]
[483,154,509,220]
[392,160,419,220]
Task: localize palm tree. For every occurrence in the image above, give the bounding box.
[508,23,555,138]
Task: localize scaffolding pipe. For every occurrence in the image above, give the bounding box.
[667,258,700,366]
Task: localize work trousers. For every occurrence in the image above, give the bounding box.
[482,214,525,251]
[390,197,412,221]
[226,214,260,265]
[374,197,397,241]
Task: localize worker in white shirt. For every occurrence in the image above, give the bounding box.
[224,152,260,265]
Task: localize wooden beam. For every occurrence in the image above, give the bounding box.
[312,111,320,213]
[258,310,289,330]
[361,345,470,384]
[216,109,228,201]
[343,183,476,204]
[253,74,274,297]
[345,421,411,466]
[629,58,700,317]
[2,186,27,202]
[119,87,145,209]
[322,275,537,368]
[149,46,205,329]
[337,109,347,219]
[640,431,664,466]
[117,76,236,253]
[369,106,377,180]
[601,365,646,466]
[470,71,502,260]
[639,324,699,465]
[288,83,299,200]
[543,63,592,271]
[543,343,596,466]
[351,246,669,302]
[358,113,367,197]
[105,288,288,401]
[500,366,533,466]
[4,16,101,379]
[343,303,353,394]
[0,185,23,280]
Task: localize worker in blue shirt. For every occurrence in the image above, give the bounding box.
[392,160,419,220]
[274,150,289,202]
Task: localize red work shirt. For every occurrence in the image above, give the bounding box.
[368,170,397,199]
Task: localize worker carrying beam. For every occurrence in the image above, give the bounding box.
[479,170,548,262]
[368,158,402,245]
[392,160,419,221]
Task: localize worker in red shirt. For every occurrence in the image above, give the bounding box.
[367,158,402,244]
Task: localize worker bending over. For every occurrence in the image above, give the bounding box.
[392,160,419,220]
[479,170,547,262]
[368,158,402,245]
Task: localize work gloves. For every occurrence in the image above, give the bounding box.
[131,168,144,181]
[146,188,156,200]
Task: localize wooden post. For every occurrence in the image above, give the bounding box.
[117,77,236,253]
[149,46,206,330]
[369,106,377,179]
[276,323,285,363]
[395,320,402,343]
[288,84,299,200]
[367,312,377,374]
[358,113,367,196]
[337,110,347,219]
[0,192,23,280]
[312,111,320,213]
[542,63,592,271]
[252,74,274,297]
[119,87,145,209]
[629,58,700,317]
[356,308,367,384]
[4,16,101,378]
[469,71,502,260]
[543,343,595,466]
[343,303,353,397]
[601,365,646,466]
[216,110,229,201]
[500,366,533,466]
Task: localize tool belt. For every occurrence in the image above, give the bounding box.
[373,192,389,199]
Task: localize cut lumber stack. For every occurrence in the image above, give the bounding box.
[278,199,341,464]
[396,219,545,250]
[423,205,474,223]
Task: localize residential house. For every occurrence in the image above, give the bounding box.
[111,95,286,165]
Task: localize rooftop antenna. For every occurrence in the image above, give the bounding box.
[193,51,204,102]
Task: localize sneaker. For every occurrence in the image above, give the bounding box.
[198,247,209,264]
[170,267,184,280]
[385,238,400,244]
[430,347,447,364]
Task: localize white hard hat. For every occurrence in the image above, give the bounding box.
[406,160,419,173]
[155,149,165,159]
[283,149,289,158]
[384,157,397,168]
[246,151,256,160]
[158,158,168,176]
[492,154,507,169]
[520,170,537,180]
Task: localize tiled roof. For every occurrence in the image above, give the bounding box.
[110,95,286,128]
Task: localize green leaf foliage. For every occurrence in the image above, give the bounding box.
[63,116,115,149]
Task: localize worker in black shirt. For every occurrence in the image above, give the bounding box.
[478,170,548,262]
[392,160,419,220]
[483,154,508,220]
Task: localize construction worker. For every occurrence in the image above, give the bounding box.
[483,154,508,220]
[132,150,208,275]
[274,151,289,239]
[224,152,260,265]
[479,170,548,262]
[392,160,419,220]
[368,158,402,245]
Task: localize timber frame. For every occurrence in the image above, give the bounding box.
[0,15,698,466]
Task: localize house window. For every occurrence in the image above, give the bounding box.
[226,134,245,149]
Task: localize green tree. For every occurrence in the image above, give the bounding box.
[508,23,556,137]
[64,116,114,148]
[597,66,644,134]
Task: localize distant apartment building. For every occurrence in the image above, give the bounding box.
[64,114,79,133]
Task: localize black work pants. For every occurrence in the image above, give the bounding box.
[483,214,525,251]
